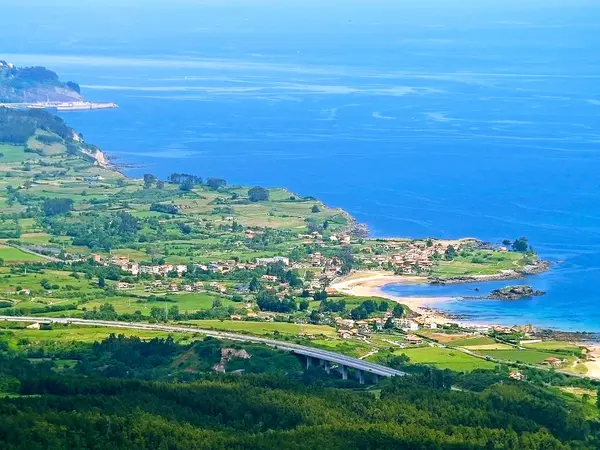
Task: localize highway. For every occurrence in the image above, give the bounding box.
[0,316,406,378]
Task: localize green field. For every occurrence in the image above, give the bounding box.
[462,343,513,350]
[394,347,497,372]
[0,325,182,346]
[184,320,337,338]
[450,336,497,347]
[0,245,46,263]
[522,341,582,352]
[476,349,558,365]
[84,291,232,315]
[431,251,526,277]
[0,144,35,163]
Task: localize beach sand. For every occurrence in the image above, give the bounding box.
[332,271,600,379]
[330,271,458,326]
[583,346,600,379]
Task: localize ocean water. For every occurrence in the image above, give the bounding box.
[2,0,600,331]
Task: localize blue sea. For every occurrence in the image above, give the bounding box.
[2,0,600,331]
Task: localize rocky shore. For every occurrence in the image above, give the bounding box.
[488,285,546,300]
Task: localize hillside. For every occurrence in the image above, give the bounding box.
[0,61,83,103]
[0,329,599,449]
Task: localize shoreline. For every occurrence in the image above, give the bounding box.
[330,269,595,335]
[330,271,485,327]
[330,270,600,378]
[64,118,600,375]
[330,269,553,326]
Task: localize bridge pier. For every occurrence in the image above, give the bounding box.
[373,373,379,384]
[306,355,312,369]
[357,370,365,385]
[340,365,348,380]
[324,361,331,374]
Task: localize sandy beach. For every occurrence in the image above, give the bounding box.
[582,345,600,379]
[332,271,600,379]
[330,271,460,326]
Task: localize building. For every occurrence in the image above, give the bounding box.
[405,334,423,345]
[393,318,419,331]
[509,370,524,381]
[543,357,564,368]
[235,285,250,294]
[261,275,279,282]
[256,256,290,266]
[336,318,355,329]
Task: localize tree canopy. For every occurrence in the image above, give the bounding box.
[248,186,269,202]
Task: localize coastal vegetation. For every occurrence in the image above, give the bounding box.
[2,106,599,447]
[0,62,82,103]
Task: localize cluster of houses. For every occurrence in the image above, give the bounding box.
[356,240,458,274]
[96,255,188,277]
[334,315,433,343]
[296,231,352,246]
[103,253,329,297]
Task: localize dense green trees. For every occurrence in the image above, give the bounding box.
[0,333,599,449]
[445,244,457,260]
[0,108,71,144]
[206,177,227,190]
[42,198,73,216]
[513,236,530,252]
[65,80,81,93]
[248,186,269,202]
[43,211,140,251]
[349,299,387,320]
[0,361,597,448]
[150,202,178,214]
[167,173,203,185]
[8,66,59,86]
[392,304,404,317]
[256,290,296,313]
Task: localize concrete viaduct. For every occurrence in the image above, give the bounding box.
[0,316,406,384]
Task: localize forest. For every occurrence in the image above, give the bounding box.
[0,107,72,144]
[0,331,599,449]
[0,64,81,102]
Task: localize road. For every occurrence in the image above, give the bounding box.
[0,316,406,378]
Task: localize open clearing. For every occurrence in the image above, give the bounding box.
[395,347,497,372]
[0,245,46,263]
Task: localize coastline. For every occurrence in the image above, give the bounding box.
[330,270,600,377]
[330,269,545,327]
[330,271,472,326]
[86,138,549,331]
[64,120,600,375]
[80,146,111,167]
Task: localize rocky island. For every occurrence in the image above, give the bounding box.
[488,285,546,300]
